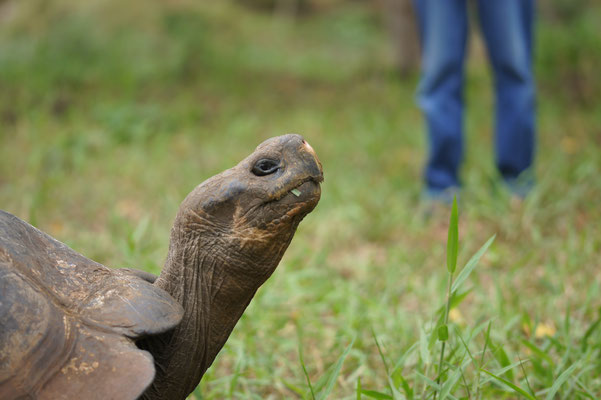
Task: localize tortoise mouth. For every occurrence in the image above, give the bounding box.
[273,176,322,207]
[288,178,322,203]
[274,179,321,223]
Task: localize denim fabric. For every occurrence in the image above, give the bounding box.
[413,0,536,194]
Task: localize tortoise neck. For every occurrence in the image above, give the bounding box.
[145,223,261,400]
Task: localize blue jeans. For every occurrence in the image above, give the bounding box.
[413,0,536,195]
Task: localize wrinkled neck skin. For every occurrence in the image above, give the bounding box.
[139,208,297,400]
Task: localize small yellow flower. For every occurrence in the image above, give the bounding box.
[534,322,556,338]
[449,308,464,324]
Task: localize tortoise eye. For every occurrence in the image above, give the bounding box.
[252,159,280,176]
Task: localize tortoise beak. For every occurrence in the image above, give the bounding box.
[301,138,324,184]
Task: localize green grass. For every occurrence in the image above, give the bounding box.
[1,1,601,398]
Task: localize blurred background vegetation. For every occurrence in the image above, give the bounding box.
[1,0,600,398]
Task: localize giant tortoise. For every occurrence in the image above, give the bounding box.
[0,134,323,399]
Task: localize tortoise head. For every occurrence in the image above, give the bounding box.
[173,134,323,281]
[140,134,323,399]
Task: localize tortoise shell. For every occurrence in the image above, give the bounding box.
[0,210,183,399]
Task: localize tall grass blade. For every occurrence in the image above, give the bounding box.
[544,363,578,400]
[518,354,535,398]
[281,379,305,396]
[481,321,492,367]
[455,328,475,364]
[581,316,601,351]
[415,371,441,391]
[387,376,404,400]
[491,342,514,382]
[436,198,459,400]
[299,345,316,400]
[439,365,463,400]
[392,342,418,373]
[479,360,531,385]
[480,369,536,400]
[521,339,554,367]
[317,338,355,400]
[451,235,495,294]
[574,376,597,399]
[475,321,492,399]
[449,288,473,309]
[446,196,458,274]
[372,330,389,375]
[393,372,413,400]
[359,390,393,400]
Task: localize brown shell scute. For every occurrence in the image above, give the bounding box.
[37,327,156,400]
[0,267,72,398]
[0,210,183,399]
[83,272,184,337]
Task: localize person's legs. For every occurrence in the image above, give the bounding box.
[477,0,536,195]
[413,0,469,198]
